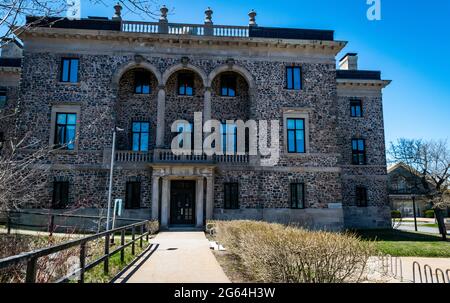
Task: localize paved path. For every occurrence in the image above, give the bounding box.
[397,224,442,234]
[116,231,230,283]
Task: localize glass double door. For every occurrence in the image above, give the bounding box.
[170,180,196,225]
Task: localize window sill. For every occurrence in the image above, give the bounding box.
[58,82,80,86]
[218,96,237,99]
[50,149,78,155]
[285,152,309,157]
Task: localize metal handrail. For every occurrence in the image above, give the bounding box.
[0,220,153,283]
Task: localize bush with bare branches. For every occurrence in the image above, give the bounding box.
[0,233,79,283]
[213,220,376,283]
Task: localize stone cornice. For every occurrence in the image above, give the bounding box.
[0,66,21,74]
[18,27,347,56]
[337,79,391,89]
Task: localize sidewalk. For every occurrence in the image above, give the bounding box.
[116,231,230,283]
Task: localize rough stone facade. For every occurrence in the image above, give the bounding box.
[1,14,392,230]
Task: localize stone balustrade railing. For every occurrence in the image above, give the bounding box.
[154,149,212,163]
[114,149,251,164]
[115,150,152,163]
[214,154,250,164]
[121,21,249,38]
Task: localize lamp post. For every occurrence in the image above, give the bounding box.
[412,194,418,232]
[106,127,123,231]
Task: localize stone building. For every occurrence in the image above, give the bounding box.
[1,6,392,230]
[0,39,22,153]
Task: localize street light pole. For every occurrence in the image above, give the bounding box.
[412,195,418,232]
[106,129,117,231]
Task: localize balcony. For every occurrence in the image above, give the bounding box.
[113,149,251,165]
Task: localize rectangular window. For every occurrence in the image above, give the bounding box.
[132,122,150,152]
[0,89,6,108]
[60,58,79,83]
[287,118,305,153]
[220,74,236,97]
[52,181,69,209]
[350,100,363,117]
[224,183,239,209]
[125,181,141,209]
[355,186,368,207]
[221,123,237,154]
[290,183,305,209]
[352,139,366,165]
[134,71,151,94]
[178,73,194,96]
[54,113,77,150]
[286,66,302,90]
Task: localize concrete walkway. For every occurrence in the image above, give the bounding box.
[117,231,230,283]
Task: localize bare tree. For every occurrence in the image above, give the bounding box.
[389,139,450,240]
[0,0,161,48]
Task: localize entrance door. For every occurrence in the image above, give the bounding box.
[170,180,196,225]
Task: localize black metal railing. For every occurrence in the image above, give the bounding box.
[0,220,154,283]
[0,210,145,235]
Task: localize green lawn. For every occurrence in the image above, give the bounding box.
[83,241,150,283]
[355,229,450,258]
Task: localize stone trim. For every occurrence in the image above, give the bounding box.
[20,27,347,56]
[282,109,311,155]
[207,63,255,89]
[162,62,208,87]
[112,60,162,89]
[49,104,81,152]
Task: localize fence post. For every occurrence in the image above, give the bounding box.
[131,226,135,255]
[49,215,55,237]
[140,225,144,248]
[120,230,125,263]
[25,257,38,283]
[79,242,86,283]
[104,234,110,275]
[146,222,149,242]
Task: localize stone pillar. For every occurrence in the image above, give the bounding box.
[151,176,160,221]
[156,86,166,147]
[203,87,212,123]
[196,178,205,228]
[205,176,214,220]
[160,177,170,228]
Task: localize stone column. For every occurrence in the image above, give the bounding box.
[151,176,159,221]
[203,87,212,123]
[156,86,166,148]
[196,178,205,228]
[160,177,170,228]
[205,176,214,220]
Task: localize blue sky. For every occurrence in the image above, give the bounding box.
[81,0,450,145]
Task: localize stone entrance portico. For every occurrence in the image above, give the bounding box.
[151,164,215,229]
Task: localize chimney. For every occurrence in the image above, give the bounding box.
[339,53,358,70]
[1,38,23,58]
